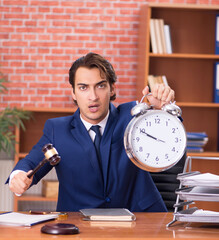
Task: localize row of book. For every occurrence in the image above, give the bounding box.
[150,18,172,54]
[186,132,208,153]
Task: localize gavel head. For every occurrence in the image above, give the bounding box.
[42,143,61,166]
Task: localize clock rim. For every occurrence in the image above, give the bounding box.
[124,110,187,172]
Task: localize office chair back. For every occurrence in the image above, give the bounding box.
[150,153,186,211]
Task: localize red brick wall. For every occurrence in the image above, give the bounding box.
[0,0,218,109]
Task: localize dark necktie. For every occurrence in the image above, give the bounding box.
[91,125,102,171]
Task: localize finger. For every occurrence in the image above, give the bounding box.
[165,89,175,103]
[160,86,171,102]
[10,178,26,195]
[142,85,149,96]
[10,172,32,194]
[153,84,165,100]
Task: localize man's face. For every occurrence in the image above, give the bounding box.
[72,67,115,124]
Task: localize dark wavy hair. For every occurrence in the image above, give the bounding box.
[69,52,117,101]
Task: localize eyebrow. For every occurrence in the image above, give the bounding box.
[77,79,107,87]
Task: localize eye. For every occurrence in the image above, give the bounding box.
[79,85,87,91]
[98,83,106,89]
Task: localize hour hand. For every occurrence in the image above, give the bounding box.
[140,129,165,143]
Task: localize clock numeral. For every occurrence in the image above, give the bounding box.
[172,128,176,133]
[165,121,169,126]
[172,147,176,152]
[165,154,169,159]
[155,118,160,124]
[145,153,150,158]
[140,128,145,134]
[145,121,151,127]
[139,146,143,152]
[136,137,140,142]
[155,156,159,161]
[175,137,179,143]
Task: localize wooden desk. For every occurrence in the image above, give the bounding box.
[0,212,218,240]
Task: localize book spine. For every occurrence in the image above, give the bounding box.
[218,112,219,151]
[159,19,167,54]
[154,19,163,54]
[164,25,172,54]
[215,14,219,55]
[149,19,158,54]
[214,62,219,103]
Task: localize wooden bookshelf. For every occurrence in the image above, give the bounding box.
[137,3,219,211]
[14,107,77,211]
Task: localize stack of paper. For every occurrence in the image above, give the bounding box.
[174,207,219,223]
[176,186,219,201]
[0,212,58,226]
[177,173,219,187]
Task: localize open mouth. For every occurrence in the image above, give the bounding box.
[89,104,99,113]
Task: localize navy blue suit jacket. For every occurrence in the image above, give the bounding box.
[10,102,167,212]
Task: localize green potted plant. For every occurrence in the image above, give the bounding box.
[0,72,31,155]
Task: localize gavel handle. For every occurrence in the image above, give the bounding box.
[27,158,48,178]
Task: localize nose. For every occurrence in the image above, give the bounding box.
[89,88,98,101]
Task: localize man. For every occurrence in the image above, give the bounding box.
[8,52,174,212]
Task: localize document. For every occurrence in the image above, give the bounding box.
[177,173,219,187]
[176,186,219,201]
[174,207,219,223]
[80,208,136,221]
[0,212,58,226]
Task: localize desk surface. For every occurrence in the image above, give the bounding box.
[0,212,218,240]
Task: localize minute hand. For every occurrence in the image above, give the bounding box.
[140,130,165,143]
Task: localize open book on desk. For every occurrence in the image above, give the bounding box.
[80,208,136,221]
[0,212,58,227]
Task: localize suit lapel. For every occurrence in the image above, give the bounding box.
[70,109,104,185]
[100,103,119,191]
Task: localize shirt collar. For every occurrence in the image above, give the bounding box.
[80,111,109,135]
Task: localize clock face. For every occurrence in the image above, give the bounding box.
[124,110,187,172]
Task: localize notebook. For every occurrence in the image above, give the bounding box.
[0,212,58,226]
[79,208,136,221]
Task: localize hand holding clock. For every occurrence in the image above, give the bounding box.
[142,84,175,109]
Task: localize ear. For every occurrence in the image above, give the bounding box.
[110,83,115,97]
[71,89,76,101]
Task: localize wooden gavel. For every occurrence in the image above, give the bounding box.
[27,143,61,178]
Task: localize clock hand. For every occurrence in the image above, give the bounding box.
[140,129,165,143]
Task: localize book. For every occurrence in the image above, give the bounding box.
[164,25,172,54]
[187,132,208,143]
[214,62,219,103]
[186,146,204,153]
[216,14,219,54]
[186,132,208,153]
[154,19,163,54]
[149,19,158,54]
[79,208,136,221]
[158,19,167,54]
[0,212,58,227]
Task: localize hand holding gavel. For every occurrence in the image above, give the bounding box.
[27,143,61,178]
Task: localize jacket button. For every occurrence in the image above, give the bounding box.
[105,197,111,203]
